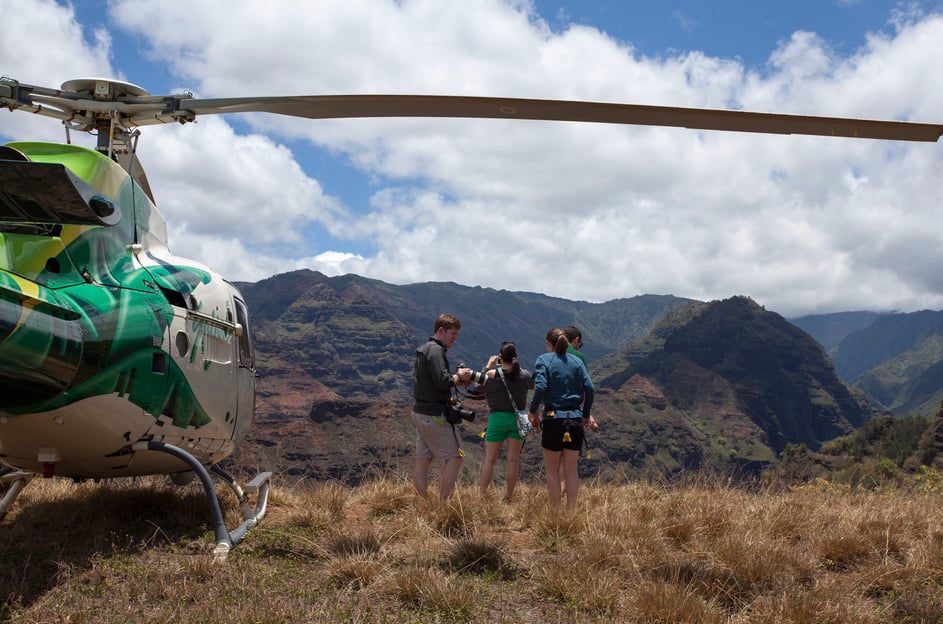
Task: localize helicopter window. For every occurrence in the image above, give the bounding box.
[159,286,190,309]
[175,331,190,357]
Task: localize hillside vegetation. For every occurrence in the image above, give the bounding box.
[829,310,943,417]
[597,297,871,458]
[2,473,943,623]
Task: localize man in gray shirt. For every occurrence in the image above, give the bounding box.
[412,313,472,499]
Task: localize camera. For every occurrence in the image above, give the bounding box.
[457,363,487,386]
[449,397,477,422]
[467,370,487,385]
[453,404,477,422]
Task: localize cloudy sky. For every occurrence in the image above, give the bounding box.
[2,0,943,317]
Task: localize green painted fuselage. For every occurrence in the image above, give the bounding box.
[0,142,255,479]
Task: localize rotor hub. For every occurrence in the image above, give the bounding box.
[60,77,150,100]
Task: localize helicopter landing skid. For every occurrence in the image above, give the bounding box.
[135,441,271,562]
[0,468,35,519]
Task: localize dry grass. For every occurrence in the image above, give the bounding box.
[2,473,943,623]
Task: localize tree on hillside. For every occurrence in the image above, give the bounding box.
[914,401,943,467]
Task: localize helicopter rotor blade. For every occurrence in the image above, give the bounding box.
[177,94,943,143]
[4,78,941,143]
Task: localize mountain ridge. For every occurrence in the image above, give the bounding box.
[230,271,941,482]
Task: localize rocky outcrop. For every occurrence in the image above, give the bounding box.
[619,374,668,410]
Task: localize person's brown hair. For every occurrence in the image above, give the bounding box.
[434,313,461,332]
[499,341,522,380]
[564,325,582,344]
[546,327,569,355]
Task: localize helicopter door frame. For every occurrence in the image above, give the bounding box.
[231,294,255,443]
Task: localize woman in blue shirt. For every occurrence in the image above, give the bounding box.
[528,327,596,507]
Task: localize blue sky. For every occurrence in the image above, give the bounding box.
[536,1,895,63]
[2,0,943,316]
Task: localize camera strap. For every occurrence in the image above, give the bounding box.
[497,368,523,412]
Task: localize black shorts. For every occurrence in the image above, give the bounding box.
[541,418,584,452]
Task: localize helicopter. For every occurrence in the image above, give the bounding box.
[0,76,941,558]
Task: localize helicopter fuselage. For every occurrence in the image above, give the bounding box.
[0,141,256,480]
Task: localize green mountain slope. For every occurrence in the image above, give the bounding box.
[597,296,873,456]
[831,310,943,382]
[788,310,886,354]
[830,310,943,417]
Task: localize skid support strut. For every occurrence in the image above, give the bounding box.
[135,441,271,562]
[0,468,34,518]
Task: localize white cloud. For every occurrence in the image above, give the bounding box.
[3,0,943,317]
[0,0,116,142]
[138,117,347,250]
